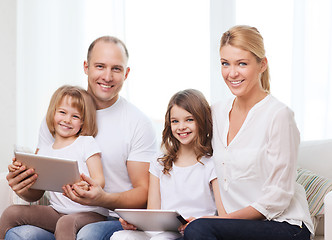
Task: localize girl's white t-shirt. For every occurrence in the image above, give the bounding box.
[149,154,217,219]
[38,136,108,216]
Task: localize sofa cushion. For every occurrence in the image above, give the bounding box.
[296,168,332,217]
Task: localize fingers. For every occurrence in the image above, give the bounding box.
[80,173,96,186]
[119,218,137,230]
[7,167,37,194]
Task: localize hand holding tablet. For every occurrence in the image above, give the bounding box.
[14,150,81,192]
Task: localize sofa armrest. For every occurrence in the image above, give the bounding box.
[0,172,13,215]
[324,191,332,239]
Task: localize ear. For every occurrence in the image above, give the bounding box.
[83,61,89,75]
[124,67,130,80]
[260,57,268,73]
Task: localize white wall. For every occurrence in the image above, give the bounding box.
[0,0,16,172]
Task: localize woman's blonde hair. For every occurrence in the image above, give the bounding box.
[220,25,270,93]
[46,85,98,137]
[159,89,213,175]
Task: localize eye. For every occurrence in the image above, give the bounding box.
[171,119,178,124]
[73,115,81,120]
[221,62,229,66]
[239,62,247,66]
[113,67,122,72]
[58,110,66,114]
[186,118,194,122]
[96,64,104,69]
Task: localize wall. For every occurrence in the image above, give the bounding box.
[0,0,16,172]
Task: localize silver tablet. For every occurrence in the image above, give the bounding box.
[14,151,81,192]
[114,209,187,232]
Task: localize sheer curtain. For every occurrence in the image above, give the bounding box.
[210,0,332,141]
[16,0,332,153]
[16,0,125,150]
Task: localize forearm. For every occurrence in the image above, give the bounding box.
[16,188,45,202]
[225,206,265,220]
[98,185,148,210]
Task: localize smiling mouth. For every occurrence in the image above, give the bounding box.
[179,132,191,137]
[229,79,244,85]
[99,83,114,89]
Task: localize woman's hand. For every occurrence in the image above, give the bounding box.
[119,217,137,230]
[178,216,195,234]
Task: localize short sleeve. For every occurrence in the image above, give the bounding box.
[37,117,54,149]
[81,136,102,162]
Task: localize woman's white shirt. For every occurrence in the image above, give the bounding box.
[212,95,314,234]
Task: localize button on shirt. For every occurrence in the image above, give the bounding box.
[212,95,314,234]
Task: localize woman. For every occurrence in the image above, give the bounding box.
[183,25,314,240]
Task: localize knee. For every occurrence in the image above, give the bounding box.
[183,219,206,239]
[56,214,77,230]
[1,205,24,223]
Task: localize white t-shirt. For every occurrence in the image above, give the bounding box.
[38,97,157,216]
[38,136,108,216]
[149,154,217,219]
[212,95,314,234]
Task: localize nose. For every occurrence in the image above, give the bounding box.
[64,115,71,123]
[178,121,187,130]
[103,68,113,82]
[229,66,239,78]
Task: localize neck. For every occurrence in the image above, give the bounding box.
[53,135,78,149]
[175,145,198,167]
[234,90,268,113]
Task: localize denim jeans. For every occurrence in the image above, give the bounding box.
[5,216,122,240]
[181,218,311,240]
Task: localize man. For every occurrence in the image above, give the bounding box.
[5,36,157,239]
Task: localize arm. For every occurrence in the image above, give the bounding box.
[147,173,161,209]
[211,179,227,217]
[63,161,149,210]
[85,153,105,188]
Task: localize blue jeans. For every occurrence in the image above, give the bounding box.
[182,218,311,240]
[5,217,122,240]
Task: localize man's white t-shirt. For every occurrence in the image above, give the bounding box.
[149,154,217,219]
[38,136,108,216]
[38,97,157,216]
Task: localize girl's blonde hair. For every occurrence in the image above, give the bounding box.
[46,85,98,137]
[220,25,270,93]
[159,89,213,175]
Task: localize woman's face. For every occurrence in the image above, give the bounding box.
[219,44,267,98]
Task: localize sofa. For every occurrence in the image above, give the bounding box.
[0,139,332,239]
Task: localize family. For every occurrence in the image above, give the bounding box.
[0,25,314,240]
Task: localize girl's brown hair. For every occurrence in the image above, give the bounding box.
[220,25,270,93]
[46,85,98,137]
[159,89,213,175]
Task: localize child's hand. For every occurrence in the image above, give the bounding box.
[70,180,89,196]
[178,216,195,234]
[8,157,22,172]
[119,217,137,230]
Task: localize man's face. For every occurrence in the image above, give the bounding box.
[84,41,130,109]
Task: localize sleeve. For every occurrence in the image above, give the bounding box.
[82,136,102,162]
[127,116,158,163]
[37,117,54,150]
[206,158,217,183]
[149,154,163,179]
[251,107,300,220]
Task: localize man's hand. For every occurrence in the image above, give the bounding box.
[119,217,137,230]
[62,173,105,206]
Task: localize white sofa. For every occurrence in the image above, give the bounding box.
[0,139,332,239]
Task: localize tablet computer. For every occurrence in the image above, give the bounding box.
[114,209,187,232]
[14,151,81,193]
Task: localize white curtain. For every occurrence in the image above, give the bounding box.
[16,0,125,150]
[292,0,332,140]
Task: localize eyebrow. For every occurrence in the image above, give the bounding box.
[220,58,249,62]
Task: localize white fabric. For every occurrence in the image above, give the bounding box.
[149,154,217,219]
[38,136,108,215]
[38,97,157,216]
[111,230,181,240]
[212,95,314,234]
